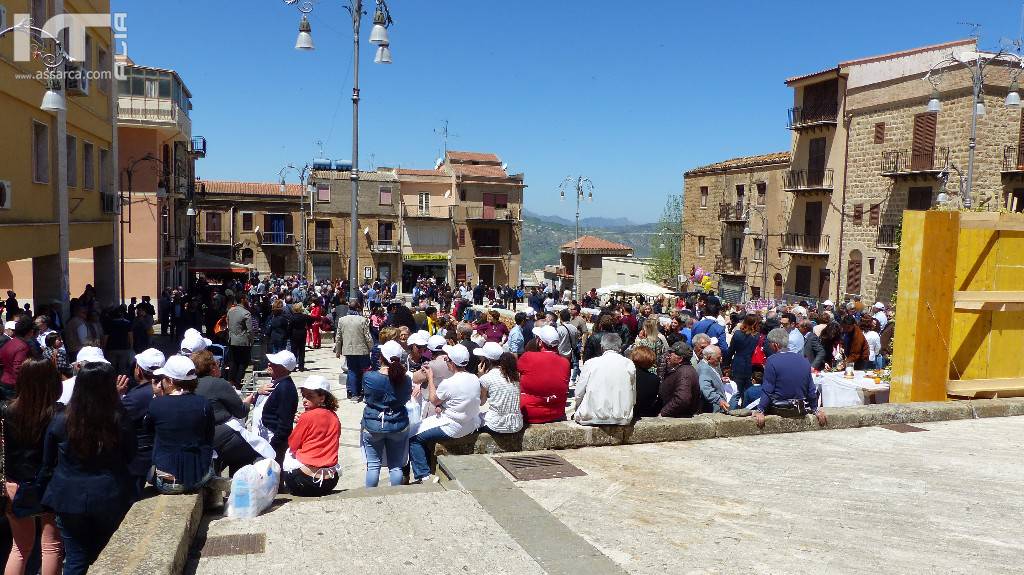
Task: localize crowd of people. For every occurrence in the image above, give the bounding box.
[0,271,896,572]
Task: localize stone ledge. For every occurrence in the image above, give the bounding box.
[90,491,204,575]
[436,397,1024,456]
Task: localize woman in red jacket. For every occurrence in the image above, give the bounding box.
[308,302,323,349]
[283,375,340,496]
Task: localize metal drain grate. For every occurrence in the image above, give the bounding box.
[493,453,587,481]
[199,533,266,558]
[881,423,928,433]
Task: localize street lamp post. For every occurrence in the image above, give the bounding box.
[1,18,71,316]
[284,0,393,298]
[924,47,1024,208]
[559,176,594,302]
[744,207,769,300]
[279,164,311,277]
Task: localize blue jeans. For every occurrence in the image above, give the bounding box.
[57,508,128,575]
[345,355,370,398]
[408,426,452,480]
[362,428,409,487]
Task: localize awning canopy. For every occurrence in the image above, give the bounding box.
[191,251,253,274]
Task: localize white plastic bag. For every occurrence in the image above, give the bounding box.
[226,458,280,518]
[405,395,423,437]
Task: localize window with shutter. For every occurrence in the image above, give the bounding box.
[852,204,863,226]
[869,204,880,227]
[756,182,766,205]
[699,186,708,207]
[379,186,392,205]
[911,112,937,170]
[847,250,863,295]
[242,212,254,231]
[317,184,330,202]
[808,138,827,185]
[458,228,466,247]
[874,123,885,144]
[697,236,706,257]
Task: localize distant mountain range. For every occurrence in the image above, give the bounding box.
[520,210,658,273]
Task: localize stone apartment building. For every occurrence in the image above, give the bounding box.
[193,181,304,277]
[682,153,790,303]
[684,38,1024,304]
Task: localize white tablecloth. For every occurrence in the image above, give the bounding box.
[815,371,890,408]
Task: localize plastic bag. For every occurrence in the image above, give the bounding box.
[226,458,280,518]
[405,395,423,437]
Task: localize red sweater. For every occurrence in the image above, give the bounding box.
[0,338,29,387]
[518,349,570,424]
[288,408,340,468]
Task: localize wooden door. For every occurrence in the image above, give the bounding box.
[911,112,937,170]
[818,269,831,300]
[482,193,496,219]
[846,251,862,295]
[479,264,495,286]
[808,137,827,185]
[773,273,784,300]
[795,266,811,296]
[804,201,823,238]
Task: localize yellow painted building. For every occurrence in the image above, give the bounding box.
[0,0,117,309]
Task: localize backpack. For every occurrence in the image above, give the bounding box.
[751,334,766,367]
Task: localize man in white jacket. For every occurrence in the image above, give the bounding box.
[573,333,636,426]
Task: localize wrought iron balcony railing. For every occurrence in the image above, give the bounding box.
[718,202,747,222]
[474,245,503,258]
[190,136,207,158]
[262,232,295,245]
[714,255,746,276]
[880,147,949,175]
[464,206,521,221]
[783,169,834,191]
[370,241,401,253]
[780,233,830,254]
[1002,145,1024,172]
[787,101,839,129]
[198,231,229,244]
[876,225,899,249]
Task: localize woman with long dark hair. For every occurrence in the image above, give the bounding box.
[4,358,63,575]
[724,314,762,406]
[474,342,523,434]
[360,340,412,487]
[39,362,135,575]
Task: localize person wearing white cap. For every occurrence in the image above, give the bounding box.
[360,340,413,488]
[405,330,431,377]
[250,350,299,468]
[147,355,215,494]
[179,328,212,356]
[408,344,480,483]
[474,342,523,434]
[282,375,341,496]
[424,334,455,384]
[517,324,570,424]
[872,302,888,330]
[121,348,166,495]
[57,346,112,406]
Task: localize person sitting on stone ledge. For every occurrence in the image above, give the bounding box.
[283,375,341,496]
[690,333,712,368]
[631,346,662,418]
[518,326,570,424]
[147,355,215,495]
[573,333,635,426]
[474,342,523,434]
[696,345,729,414]
[658,342,701,418]
[753,328,827,429]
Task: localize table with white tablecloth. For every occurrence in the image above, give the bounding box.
[814,371,890,407]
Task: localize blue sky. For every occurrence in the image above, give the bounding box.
[113,0,1021,222]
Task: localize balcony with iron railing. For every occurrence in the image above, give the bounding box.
[876,225,900,250]
[309,237,337,252]
[198,230,229,245]
[369,240,401,253]
[261,232,295,246]
[1002,145,1024,172]
[780,233,830,255]
[880,147,949,176]
[402,205,451,219]
[718,202,747,223]
[463,206,522,222]
[783,169,834,192]
[190,136,207,158]
[714,255,747,276]
[787,101,839,130]
[474,245,503,258]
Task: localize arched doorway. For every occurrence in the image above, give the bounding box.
[847,250,863,296]
[773,273,783,300]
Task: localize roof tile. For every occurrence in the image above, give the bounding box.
[560,235,633,253]
[200,180,304,197]
[684,151,791,177]
[446,150,501,164]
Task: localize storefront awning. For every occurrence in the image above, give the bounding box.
[404,252,449,262]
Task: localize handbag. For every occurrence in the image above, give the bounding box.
[768,398,808,418]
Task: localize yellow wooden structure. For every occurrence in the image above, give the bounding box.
[891,211,1024,402]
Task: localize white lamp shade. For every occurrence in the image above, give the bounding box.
[374,44,392,64]
[369,24,389,45]
[295,16,314,50]
[1006,91,1021,108]
[975,101,986,117]
[40,89,65,113]
[937,192,949,204]
[926,97,941,113]
[186,207,197,217]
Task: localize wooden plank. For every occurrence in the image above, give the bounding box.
[954,290,1024,302]
[955,301,1024,311]
[947,378,1024,395]
[959,213,1024,231]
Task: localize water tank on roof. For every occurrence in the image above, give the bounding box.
[312,158,332,171]
[333,159,352,171]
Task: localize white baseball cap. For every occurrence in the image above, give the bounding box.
[135,348,166,372]
[265,350,297,372]
[379,340,405,363]
[407,331,430,347]
[441,344,470,367]
[822,300,834,307]
[3,321,14,331]
[873,302,885,310]
[535,325,560,347]
[472,341,504,361]
[524,308,536,318]
[180,331,212,355]
[427,335,447,352]
[75,346,109,365]
[154,355,197,381]
[297,375,330,392]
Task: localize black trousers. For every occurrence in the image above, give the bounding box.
[226,345,252,386]
[283,469,338,497]
[290,338,306,369]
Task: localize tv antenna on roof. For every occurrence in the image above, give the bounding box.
[434,120,459,156]
[959,21,982,40]
[316,140,325,158]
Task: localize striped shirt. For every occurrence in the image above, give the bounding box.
[480,368,523,434]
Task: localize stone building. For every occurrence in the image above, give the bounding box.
[547,235,633,296]
[682,153,791,302]
[683,38,1024,304]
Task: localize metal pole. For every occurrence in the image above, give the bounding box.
[574,177,581,302]
[349,0,362,301]
[964,56,981,209]
[299,175,306,278]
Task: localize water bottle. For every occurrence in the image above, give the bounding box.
[231,477,252,518]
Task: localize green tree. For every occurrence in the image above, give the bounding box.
[647,194,683,286]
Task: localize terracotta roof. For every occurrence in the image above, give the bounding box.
[397,168,446,176]
[684,151,791,177]
[784,66,841,86]
[446,151,501,164]
[560,235,633,253]
[310,169,398,182]
[449,164,508,178]
[200,180,303,197]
